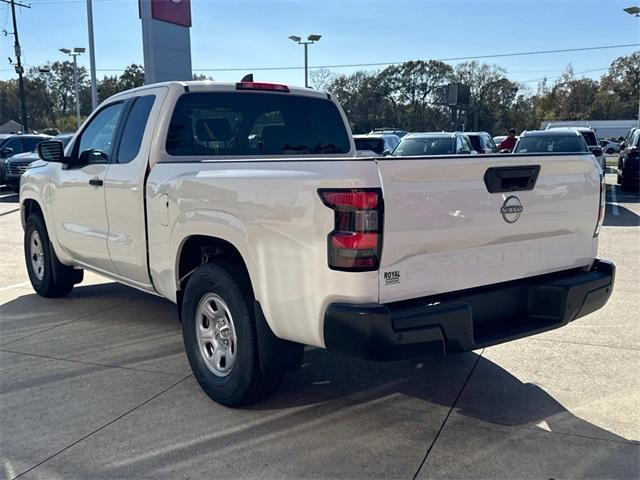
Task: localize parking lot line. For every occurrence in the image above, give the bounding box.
[413,349,485,479]
[11,374,191,480]
[0,282,30,292]
[610,185,620,216]
[0,208,19,217]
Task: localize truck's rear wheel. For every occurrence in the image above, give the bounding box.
[181,263,285,406]
[24,213,83,298]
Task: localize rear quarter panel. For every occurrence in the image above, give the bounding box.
[146,159,381,347]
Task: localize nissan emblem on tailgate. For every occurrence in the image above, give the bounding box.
[500,196,523,223]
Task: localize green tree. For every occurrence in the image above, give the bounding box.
[330,71,394,133]
[598,51,639,119]
[118,64,145,91]
[378,60,454,131]
[454,61,521,131]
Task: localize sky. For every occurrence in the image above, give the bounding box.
[1,0,639,89]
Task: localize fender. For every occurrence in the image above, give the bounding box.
[161,208,290,337]
[166,209,304,373]
[20,180,75,267]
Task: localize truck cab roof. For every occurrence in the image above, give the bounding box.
[108,81,331,102]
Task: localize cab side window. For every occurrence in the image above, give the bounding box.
[116,95,155,164]
[76,102,125,165]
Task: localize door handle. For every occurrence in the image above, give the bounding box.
[89,179,103,187]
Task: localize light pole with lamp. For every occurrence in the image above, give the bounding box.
[622,7,639,126]
[288,34,322,88]
[60,47,85,130]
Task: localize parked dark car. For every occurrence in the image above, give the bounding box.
[4,134,70,190]
[1,134,51,186]
[465,131,498,154]
[392,132,476,156]
[618,128,640,191]
[513,129,590,154]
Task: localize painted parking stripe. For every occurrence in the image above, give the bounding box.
[0,208,19,217]
[610,185,619,216]
[0,282,30,292]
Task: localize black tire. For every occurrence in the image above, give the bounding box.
[181,262,285,407]
[24,213,83,298]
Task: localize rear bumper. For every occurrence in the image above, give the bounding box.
[324,260,615,361]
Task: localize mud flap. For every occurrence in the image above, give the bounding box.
[254,300,304,374]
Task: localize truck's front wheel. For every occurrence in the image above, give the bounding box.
[24,213,83,298]
[181,263,285,406]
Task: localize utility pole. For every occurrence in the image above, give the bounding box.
[2,0,31,132]
[623,7,640,127]
[86,0,98,110]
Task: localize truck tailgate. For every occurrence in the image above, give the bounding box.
[377,153,601,303]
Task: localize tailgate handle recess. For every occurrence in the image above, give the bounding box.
[484,165,540,193]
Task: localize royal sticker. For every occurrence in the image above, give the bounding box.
[384,270,401,285]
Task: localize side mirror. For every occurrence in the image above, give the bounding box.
[499,148,512,154]
[37,140,65,163]
[382,149,391,156]
[0,147,14,158]
[589,146,603,157]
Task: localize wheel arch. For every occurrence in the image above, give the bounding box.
[175,234,254,298]
[21,197,44,229]
[174,233,305,376]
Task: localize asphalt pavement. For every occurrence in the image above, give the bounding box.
[0,172,638,479]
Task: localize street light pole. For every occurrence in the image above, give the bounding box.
[86,0,98,110]
[623,6,640,126]
[60,48,86,130]
[304,42,308,88]
[72,54,80,128]
[288,34,322,88]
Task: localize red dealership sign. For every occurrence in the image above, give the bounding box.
[140,0,191,28]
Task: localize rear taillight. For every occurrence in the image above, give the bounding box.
[594,174,605,237]
[235,82,289,92]
[319,189,383,271]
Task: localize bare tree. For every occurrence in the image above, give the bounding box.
[309,68,336,91]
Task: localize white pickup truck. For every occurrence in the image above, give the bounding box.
[20,81,614,406]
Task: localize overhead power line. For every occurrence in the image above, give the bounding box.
[519,67,610,84]
[187,43,639,72]
[1,42,637,74]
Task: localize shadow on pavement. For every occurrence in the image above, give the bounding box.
[604,204,640,227]
[1,282,637,479]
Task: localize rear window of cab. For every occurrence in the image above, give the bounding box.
[166,92,351,156]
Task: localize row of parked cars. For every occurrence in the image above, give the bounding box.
[0,133,73,190]
[353,126,639,191]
